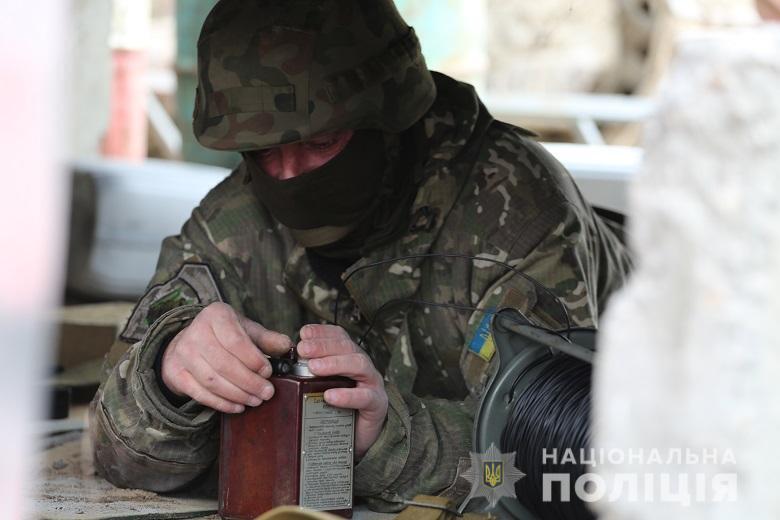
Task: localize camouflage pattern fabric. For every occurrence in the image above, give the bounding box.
[90,73,632,511]
[193,0,437,151]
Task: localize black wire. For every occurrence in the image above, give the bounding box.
[328,251,593,520]
[560,327,597,335]
[353,298,574,348]
[507,351,555,401]
[501,355,594,520]
[334,252,573,338]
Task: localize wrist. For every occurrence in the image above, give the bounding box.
[155,330,189,404]
[356,413,388,461]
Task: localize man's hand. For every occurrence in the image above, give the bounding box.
[296,324,389,458]
[161,302,293,414]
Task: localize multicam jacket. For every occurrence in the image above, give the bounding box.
[90,73,631,511]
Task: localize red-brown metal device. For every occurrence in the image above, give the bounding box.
[219,359,356,520]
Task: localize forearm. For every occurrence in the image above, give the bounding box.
[90,305,219,492]
[90,397,216,492]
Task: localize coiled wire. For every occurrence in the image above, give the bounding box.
[330,250,593,519]
[501,354,594,520]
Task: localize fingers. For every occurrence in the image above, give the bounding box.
[308,353,381,384]
[207,306,271,375]
[163,304,278,407]
[240,315,294,356]
[297,324,359,359]
[204,304,293,376]
[323,387,386,416]
[201,349,273,401]
[188,354,271,406]
[296,325,389,459]
[297,336,358,358]
[300,324,350,341]
[175,370,246,415]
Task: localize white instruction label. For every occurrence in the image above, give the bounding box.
[299,392,355,511]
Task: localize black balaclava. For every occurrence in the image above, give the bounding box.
[244,128,419,259]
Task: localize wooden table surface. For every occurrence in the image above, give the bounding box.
[33,429,392,520]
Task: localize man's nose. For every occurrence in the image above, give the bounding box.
[279,145,304,180]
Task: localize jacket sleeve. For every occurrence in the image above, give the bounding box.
[89,205,249,493]
[353,381,477,511]
[352,202,631,511]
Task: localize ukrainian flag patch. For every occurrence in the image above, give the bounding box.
[468,311,496,362]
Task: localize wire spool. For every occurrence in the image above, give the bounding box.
[472,309,596,520]
[334,257,595,518]
[501,354,593,520]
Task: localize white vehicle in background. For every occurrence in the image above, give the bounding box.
[68,159,232,300]
[67,143,641,301]
[69,90,652,300]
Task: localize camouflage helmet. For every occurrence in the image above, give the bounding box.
[193,0,437,152]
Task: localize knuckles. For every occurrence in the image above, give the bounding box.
[354,353,371,374]
[175,337,197,358]
[220,330,248,351]
[355,353,381,379]
[303,324,350,340]
[300,336,358,357]
[183,318,208,341]
[341,338,358,353]
[248,356,269,374]
[201,301,234,321]
[238,373,266,395]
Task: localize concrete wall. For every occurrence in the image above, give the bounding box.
[69,0,112,159]
[594,27,780,519]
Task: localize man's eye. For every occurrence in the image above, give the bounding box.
[305,138,339,151]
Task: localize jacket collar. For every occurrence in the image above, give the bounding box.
[283,73,493,323]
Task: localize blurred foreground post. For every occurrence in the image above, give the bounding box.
[70,0,112,159]
[594,28,780,518]
[0,1,69,518]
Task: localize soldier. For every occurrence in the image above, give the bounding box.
[90,0,631,511]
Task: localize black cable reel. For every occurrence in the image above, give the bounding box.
[326,252,598,518]
[470,309,597,520]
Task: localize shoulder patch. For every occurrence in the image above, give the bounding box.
[120,264,223,342]
[468,311,497,362]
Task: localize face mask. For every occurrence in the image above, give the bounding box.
[244,130,388,248]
